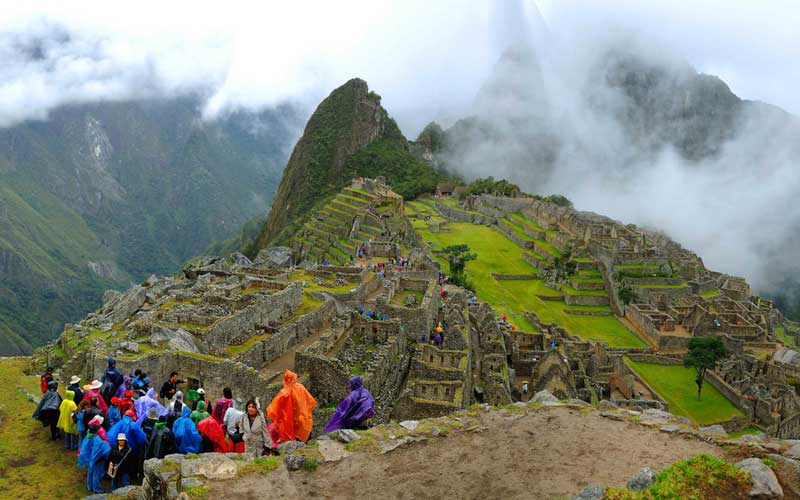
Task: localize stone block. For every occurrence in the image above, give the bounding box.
[277,441,307,454]
[572,485,604,500]
[181,453,237,480]
[627,467,656,491]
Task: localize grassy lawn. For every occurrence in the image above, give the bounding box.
[625,358,744,425]
[417,222,645,347]
[509,212,546,232]
[0,358,89,500]
[701,289,721,298]
[391,289,425,307]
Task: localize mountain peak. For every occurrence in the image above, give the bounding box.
[255,78,399,249]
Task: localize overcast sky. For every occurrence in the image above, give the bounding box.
[2,0,799,133]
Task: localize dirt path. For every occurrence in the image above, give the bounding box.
[261,319,332,383]
[209,406,723,500]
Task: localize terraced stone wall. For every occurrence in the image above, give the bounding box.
[204,284,303,348]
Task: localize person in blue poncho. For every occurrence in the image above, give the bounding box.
[108,410,147,455]
[172,403,202,454]
[323,376,375,433]
[78,423,111,494]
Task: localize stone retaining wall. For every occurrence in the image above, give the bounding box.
[705,369,754,418]
[564,293,610,306]
[204,284,303,347]
[234,299,337,369]
[564,309,611,317]
[436,203,496,225]
[626,353,683,365]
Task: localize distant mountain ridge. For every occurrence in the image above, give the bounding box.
[0,97,299,354]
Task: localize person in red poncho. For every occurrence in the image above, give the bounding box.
[197,415,231,453]
[118,391,136,420]
[267,370,317,443]
[82,380,109,415]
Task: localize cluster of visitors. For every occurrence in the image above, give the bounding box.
[33,361,376,495]
[356,305,389,322]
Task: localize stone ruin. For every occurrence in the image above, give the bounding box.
[40,180,800,440]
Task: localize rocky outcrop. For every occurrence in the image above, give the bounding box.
[149,325,204,354]
[736,458,784,499]
[256,78,393,247]
[100,285,146,324]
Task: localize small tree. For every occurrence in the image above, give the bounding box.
[618,284,637,306]
[684,337,726,399]
[442,244,477,275]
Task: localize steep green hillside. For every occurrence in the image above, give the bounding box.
[0,98,297,354]
[254,78,449,251]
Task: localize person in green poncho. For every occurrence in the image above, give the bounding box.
[190,400,210,425]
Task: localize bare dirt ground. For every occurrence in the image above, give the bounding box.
[209,406,724,500]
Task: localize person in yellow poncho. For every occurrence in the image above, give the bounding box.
[58,389,79,450]
[267,370,317,443]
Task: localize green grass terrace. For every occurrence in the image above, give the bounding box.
[416,221,645,347]
[625,357,744,425]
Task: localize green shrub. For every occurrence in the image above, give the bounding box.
[604,454,750,500]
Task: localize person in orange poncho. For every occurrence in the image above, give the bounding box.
[267,370,317,443]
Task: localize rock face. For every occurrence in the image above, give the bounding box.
[256,78,392,247]
[102,286,146,324]
[149,325,203,354]
[255,247,293,268]
[736,458,784,499]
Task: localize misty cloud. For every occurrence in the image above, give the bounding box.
[437,26,800,297]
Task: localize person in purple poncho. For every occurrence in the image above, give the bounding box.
[324,376,375,433]
[135,388,168,427]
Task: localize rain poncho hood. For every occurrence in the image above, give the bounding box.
[113,375,132,400]
[82,388,109,415]
[135,388,167,426]
[267,370,317,442]
[57,390,78,433]
[190,400,210,425]
[78,433,111,469]
[173,406,202,454]
[212,397,234,425]
[324,376,375,433]
[106,399,122,428]
[108,415,147,453]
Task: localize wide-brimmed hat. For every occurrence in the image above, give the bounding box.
[117,433,127,441]
[69,375,81,385]
[89,380,102,390]
[197,388,205,395]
